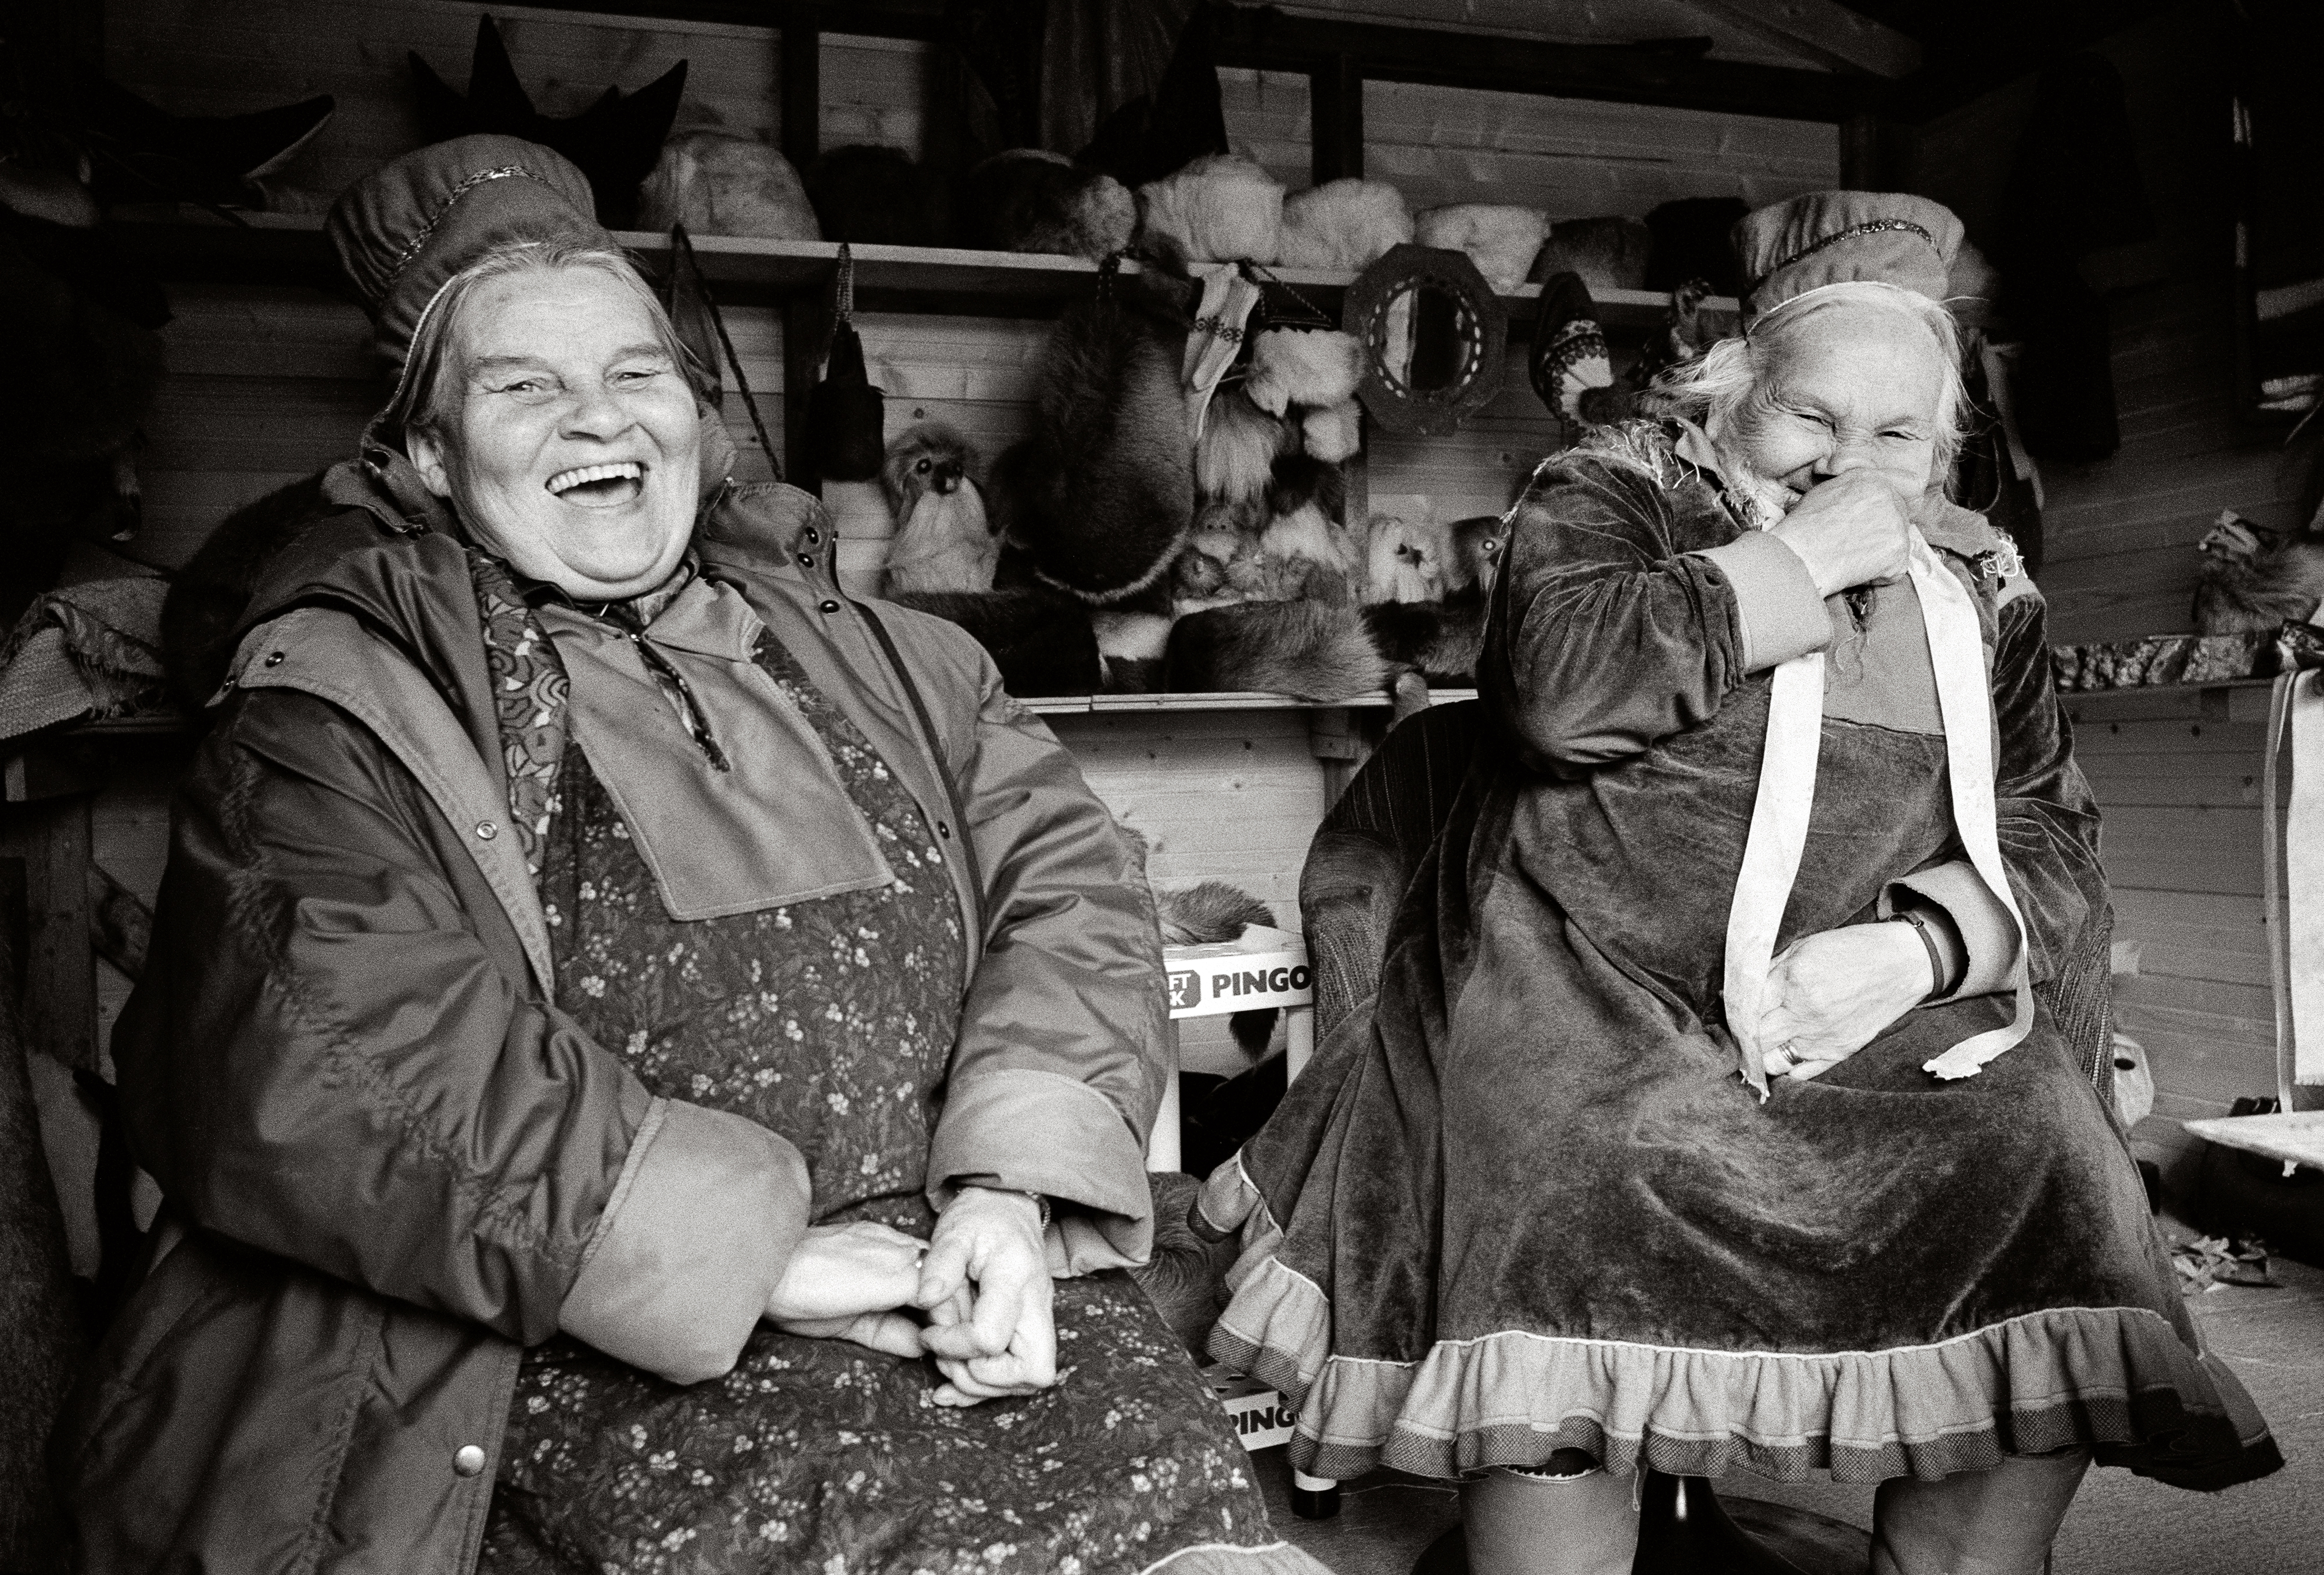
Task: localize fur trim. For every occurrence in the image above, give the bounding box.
[1243,328,1364,417]
[638,131,820,241]
[1276,179,1412,271]
[805,144,941,246]
[1412,203,1550,293]
[1195,387,1288,505]
[1154,880,1275,945]
[1300,400,1362,463]
[1136,154,1283,264]
[889,586,1100,696]
[1533,216,1651,294]
[1164,599,1387,701]
[962,150,1136,261]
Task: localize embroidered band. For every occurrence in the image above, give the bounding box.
[1745,218,1937,300]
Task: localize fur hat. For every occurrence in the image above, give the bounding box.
[963,150,1136,261]
[1731,189,1965,320]
[1243,328,1364,417]
[1276,179,1412,271]
[327,134,607,366]
[1138,153,1283,264]
[1533,216,1652,294]
[1412,204,1548,293]
[639,131,819,241]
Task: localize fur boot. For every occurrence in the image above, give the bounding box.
[1164,598,1386,700]
[1194,386,1289,507]
[962,150,1136,260]
[1136,153,1282,264]
[989,275,1195,605]
[1276,178,1412,271]
[1243,327,1364,417]
[1413,203,1549,293]
[881,424,997,595]
[2193,509,2324,633]
[637,131,819,240]
[888,586,1102,696]
[806,144,943,246]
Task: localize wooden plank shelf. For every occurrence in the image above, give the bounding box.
[1023,687,1478,716]
[105,211,1738,329]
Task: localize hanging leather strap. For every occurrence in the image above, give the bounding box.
[2262,667,2324,1099]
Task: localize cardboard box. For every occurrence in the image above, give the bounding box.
[1207,1365,1296,1451]
[1165,925,1314,1020]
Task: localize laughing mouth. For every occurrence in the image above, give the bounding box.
[545,461,647,504]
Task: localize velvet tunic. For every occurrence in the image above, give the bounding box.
[1201,424,2280,1490]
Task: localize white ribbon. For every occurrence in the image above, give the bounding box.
[2262,669,2324,1093]
[1720,530,2033,1096]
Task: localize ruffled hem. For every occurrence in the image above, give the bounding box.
[1200,1164,2278,1490]
[1135,1541,1334,1575]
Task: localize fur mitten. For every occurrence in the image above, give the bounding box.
[962,150,1137,260]
[637,131,819,240]
[1300,400,1363,462]
[1137,153,1283,264]
[1195,386,1289,506]
[1164,599,1387,700]
[1533,215,1652,294]
[806,144,943,246]
[1413,203,1549,293]
[1243,328,1365,417]
[1276,178,1412,271]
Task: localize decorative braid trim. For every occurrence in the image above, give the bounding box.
[1747,217,1936,299]
[381,165,554,292]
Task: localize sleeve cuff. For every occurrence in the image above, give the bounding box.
[558,1097,812,1384]
[1692,532,1834,671]
[1885,862,2022,1001]
[928,1068,1154,1276]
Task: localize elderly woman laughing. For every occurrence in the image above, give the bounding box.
[54,139,1324,1575]
[1200,192,2279,1575]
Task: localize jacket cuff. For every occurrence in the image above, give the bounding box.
[559,1097,811,1384]
[928,1068,1154,1275]
[1692,532,1832,670]
[1885,862,2021,1001]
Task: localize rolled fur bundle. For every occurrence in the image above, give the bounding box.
[1164,599,1387,700]
[1195,386,1290,505]
[962,150,1137,261]
[1276,178,1412,271]
[1300,400,1362,462]
[1533,215,1652,295]
[1137,154,1283,264]
[1243,327,1364,417]
[637,131,820,239]
[989,275,1195,605]
[1414,203,1550,293]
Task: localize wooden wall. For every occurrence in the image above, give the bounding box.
[1910,5,2319,1189]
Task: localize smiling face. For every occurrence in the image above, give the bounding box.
[406,266,701,599]
[1708,295,1949,503]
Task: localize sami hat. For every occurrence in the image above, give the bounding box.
[1730,189,1965,320]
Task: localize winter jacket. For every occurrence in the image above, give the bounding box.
[50,457,1170,1574]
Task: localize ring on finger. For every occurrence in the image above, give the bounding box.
[1767,1043,1801,1074]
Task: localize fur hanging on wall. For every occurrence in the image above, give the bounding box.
[1412,203,1550,294]
[1275,178,1412,271]
[408,15,686,229]
[989,272,1195,604]
[888,586,1102,696]
[1300,400,1362,463]
[880,424,998,595]
[1533,216,1654,295]
[1136,153,1282,264]
[1193,385,1289,506]
[2192,508,2324,634]
[960,149,1136,260]
[1163,598,1387,701]
[637,131,819,241]
[1242,327,1365,417]
[805,145,945,247]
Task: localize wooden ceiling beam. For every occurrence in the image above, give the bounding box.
[1676,0,1922,78]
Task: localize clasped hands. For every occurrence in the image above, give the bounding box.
[762,1185,1054,1408]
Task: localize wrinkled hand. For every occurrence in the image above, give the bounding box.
[915,1187,1056,1407]
[766,1220,930,1357]
[1756,922,1933,1081]
[1769,471,1916,598]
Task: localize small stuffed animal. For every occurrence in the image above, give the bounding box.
[880,424,997,596]
[1137,153,1283,264]
[1364,515,1451,605]
[637,131,819,240]
[1243,328,1364,417]
[2192,508,2324,634]
[1413,203,1550,293]
[1276,179,1412,271]
[962,150,1136,261]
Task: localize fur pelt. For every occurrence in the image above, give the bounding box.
[1533,215,1653,294]
[1153,879,1274,945]
[1275,178,1412,271]
[1243,328,1364,417]
[989,275,1195,605]
[1136,153,1282,264]
[962,150,1136,261]
[881,424,996,596]
[1413,203,1549,293]
[1164,598,1387,701]
[805,144,943,246]
[1258,502,1360,601]
[1300,400,1362,464]
[637,131,819,240]
[1265,453,1344,525]
[1194,386,1289,505]
[1360,594,1489,683]
[160,470,328,712]
[889,586,1102,696]
[2192,510,2324,634]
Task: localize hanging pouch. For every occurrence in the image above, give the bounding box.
[804,242,887,482]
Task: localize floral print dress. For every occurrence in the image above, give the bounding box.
[474,600,1274,1575]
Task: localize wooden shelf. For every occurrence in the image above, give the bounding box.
[106,211,1738,329]
[1025,687,1477,716]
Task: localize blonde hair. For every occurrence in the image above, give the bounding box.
[381,241,703,445]
[1641,281,1970,474]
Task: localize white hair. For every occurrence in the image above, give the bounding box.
[1641,280,1970,476]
